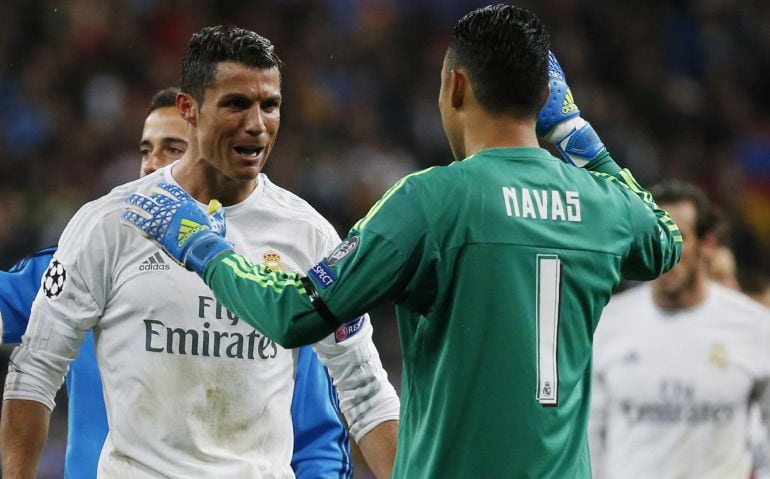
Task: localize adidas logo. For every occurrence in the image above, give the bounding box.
[139,252,171,271]
[177,219,209,247]
[561,90,578,115]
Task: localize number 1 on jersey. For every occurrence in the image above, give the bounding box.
[536,254,561,406]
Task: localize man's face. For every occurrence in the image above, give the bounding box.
[652,200,702,298]
[192,62,281,181]
[139,106,188,177]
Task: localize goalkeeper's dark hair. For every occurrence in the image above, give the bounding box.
[146,87,180,115]
[447,4,549,118]
[650,179,718,239]
[181,25,283,104]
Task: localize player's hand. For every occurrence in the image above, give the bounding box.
[121,182,232,276]
[536,51,605,167]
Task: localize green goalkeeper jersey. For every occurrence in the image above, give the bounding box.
[205,147,681,478]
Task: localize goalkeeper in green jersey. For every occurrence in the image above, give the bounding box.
[123,4,682,477]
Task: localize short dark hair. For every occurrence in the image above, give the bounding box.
[146,87,180,115]
[447,4,549,117]
[730,221,770,295]
[181,25,283,103]
[650,179,718,239]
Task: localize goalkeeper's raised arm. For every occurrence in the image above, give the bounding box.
[537,50,682,279]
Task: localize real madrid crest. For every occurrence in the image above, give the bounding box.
[708,343,728,370]
[262,251,285,272]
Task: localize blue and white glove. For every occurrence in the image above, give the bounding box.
[122,182,232,276]
[536,51,605,167]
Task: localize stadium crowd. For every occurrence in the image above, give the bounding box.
[0,0,769,477]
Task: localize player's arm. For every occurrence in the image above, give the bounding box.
[537,51,682,279]
[122,183,336,346]
[291,346,353,479]
[2,295,94,477]
[313,314,400,479]
[0,248,56,478]
[63,332,109,478]
[3,205,108,474]
[749,401,770,479]
[122,180,425,347]
[0,247,56,344]
[356,420,399,479]
[291,343,398,479]
[0,399,50,479]
[749,319,770,478]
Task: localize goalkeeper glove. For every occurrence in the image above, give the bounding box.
[536,51,606,167]
[122,182,232,276]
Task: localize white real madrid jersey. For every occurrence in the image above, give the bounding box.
[5,166,398,478]
[589,282,770,479]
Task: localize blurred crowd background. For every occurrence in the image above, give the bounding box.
[1,0,769,477]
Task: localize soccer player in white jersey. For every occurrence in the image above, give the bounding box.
[1,87,362,478]
[139,87,190,177]
[707,220,770,477]
[1,26,399,478]
[589,179,770,479]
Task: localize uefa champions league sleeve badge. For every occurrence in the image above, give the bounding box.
[42,259,67,299]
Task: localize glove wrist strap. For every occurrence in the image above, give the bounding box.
[184,235,233,277]
[552,120,606,168]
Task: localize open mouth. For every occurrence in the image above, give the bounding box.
[234,146,264,159]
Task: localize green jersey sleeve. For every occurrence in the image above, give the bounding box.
[293,168,440,322]
[586,152,683,280]
[202,169,434,347]
[203,253,333,347]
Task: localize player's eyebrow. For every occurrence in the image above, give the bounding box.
[140,137,187,147]
[218,93,252,106]
[218,92,282,106]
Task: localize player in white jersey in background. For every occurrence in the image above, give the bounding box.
[139,87,190,177]
[707,218,770,477]
[1,25,399,478]
[589,179,770,479]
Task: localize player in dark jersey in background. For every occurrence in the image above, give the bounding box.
[124,5,682,477]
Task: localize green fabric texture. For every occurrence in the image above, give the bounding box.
[205,147,682,478]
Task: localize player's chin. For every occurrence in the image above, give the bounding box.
[229,165,263,182]
[229,157,264,178]
[653,275,682,295]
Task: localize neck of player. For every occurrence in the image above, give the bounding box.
[653,272,711,311]
[171,154,259,206]
[461,113,540,158]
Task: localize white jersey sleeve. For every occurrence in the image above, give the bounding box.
[750,303,770,479]
[750,400,770,479]
[313,313,400,441]
[311,222,400,441]
[4,194,115,409]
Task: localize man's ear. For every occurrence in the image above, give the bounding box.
[699,231,720,261]
[450,69,466,109]
[540,84,551,109]
[177,92,198,128]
